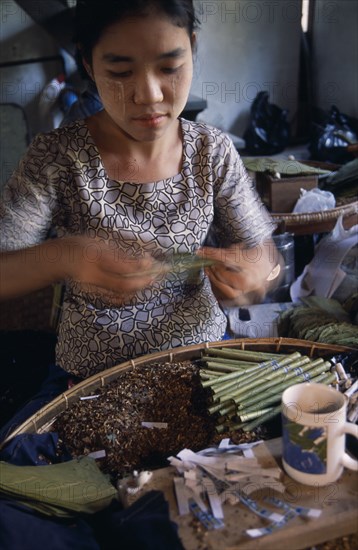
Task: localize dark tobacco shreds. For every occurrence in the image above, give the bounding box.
[53,361,262,477]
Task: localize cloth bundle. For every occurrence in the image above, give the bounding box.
[0,456,118,518]
[0,433,185,550]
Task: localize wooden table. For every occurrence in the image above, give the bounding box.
[130,438,358,550]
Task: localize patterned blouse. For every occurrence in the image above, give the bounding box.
[0,118,275,378]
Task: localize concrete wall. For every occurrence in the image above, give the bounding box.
[2,0,356,139]
[0,0,75,137]
[310,0,358,118]
[0,0,64,187]
[191,0,303,136]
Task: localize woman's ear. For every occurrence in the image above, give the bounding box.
[191,32,197,52]
[82,56,94,80]
[77,43,94,80]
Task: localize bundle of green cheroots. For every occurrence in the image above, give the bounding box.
[277,296,358,347]
[200,347,340,436]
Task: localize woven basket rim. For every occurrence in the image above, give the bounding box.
[271,200,358,225]
[1,337,352,448]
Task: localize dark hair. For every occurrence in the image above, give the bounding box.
[74,0,199,77]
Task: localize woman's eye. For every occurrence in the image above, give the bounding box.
[162,67,181,74]
[108,71,132,78]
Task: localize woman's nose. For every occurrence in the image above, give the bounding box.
[133,72,164,105]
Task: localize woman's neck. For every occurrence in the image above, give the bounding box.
[85,112,183,183]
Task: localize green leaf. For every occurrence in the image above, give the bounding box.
[242,157,331,176]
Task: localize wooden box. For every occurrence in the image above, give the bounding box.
[255,172,319,213]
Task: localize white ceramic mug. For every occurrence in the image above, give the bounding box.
[281,382,358,486]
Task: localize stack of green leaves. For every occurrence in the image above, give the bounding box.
[242,157,331,177]
[0,456,118,518]
[321,158,358,203]
[278,297,358,347]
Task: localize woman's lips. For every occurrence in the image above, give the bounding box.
[132,114,167,127]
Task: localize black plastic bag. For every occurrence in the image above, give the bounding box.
[309,105,357,164]
[243,91,290,155]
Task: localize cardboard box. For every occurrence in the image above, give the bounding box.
[255,172,319,213]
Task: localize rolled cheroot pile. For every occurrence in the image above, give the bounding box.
[200,348,340,433]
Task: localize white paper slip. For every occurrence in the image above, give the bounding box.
[88,449,106,459]
[80,395,100,401]
[141,421,168,429]
[174,477,190,516]
[202,477,224,519]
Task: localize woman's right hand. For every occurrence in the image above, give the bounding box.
[0,236,165,303]
[60,236,165,302]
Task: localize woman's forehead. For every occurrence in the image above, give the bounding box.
[93,13,192,55]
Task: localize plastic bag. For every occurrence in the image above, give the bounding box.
[290,216,358,303]
[292,188,336,213]
[309,105,357,164]
[243,91,290,155]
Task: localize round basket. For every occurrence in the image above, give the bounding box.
[1,337,352,448]
[272,200,358,235]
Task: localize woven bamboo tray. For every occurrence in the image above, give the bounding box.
[272,200,358,235]
[2,338,356,550]
[1,337,352,447]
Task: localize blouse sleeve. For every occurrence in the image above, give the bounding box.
[210,135,276,248]
[0,133,60,251]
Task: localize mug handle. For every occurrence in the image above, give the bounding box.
[341,422,358,471]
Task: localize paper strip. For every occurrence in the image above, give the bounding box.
[141,422,168,429]
[238,493,284,522]
[80,395,100,401]
[243,448,255,458]
[203,477,224,519]
[264,496,322,518]
[189,499,224,530]
[246,510,297,538]
[174,477,190,515]
[87,449,106,459]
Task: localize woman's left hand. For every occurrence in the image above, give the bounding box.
[197,240,283,306]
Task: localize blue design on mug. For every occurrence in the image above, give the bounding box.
[282,414,327,474]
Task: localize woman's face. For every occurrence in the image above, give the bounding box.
[88,12,194,142]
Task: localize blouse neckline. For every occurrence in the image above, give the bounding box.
[75,118,188,187]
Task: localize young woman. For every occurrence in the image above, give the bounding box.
[0,0,282,383]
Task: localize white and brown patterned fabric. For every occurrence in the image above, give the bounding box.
[0,118,275,377]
